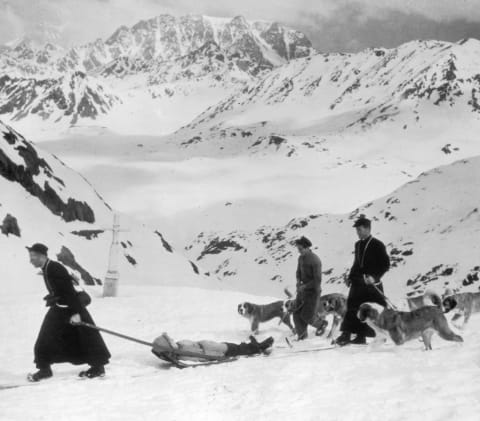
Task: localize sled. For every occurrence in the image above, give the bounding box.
[76,322,243,368]
[151,350,239,369]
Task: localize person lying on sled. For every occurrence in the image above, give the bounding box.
[152,333,274,361]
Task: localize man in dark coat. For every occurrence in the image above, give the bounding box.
[336,216,390,346]
[293,236,322,340]
[27,243,111,382]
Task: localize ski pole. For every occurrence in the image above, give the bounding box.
[75,321,153,347]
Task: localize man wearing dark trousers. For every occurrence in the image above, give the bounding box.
[336,216,390,346]
[293,236,322,340]
[27,243,111,382]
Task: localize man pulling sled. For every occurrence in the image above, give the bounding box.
[27,243,111,382]
[25,242,273,376]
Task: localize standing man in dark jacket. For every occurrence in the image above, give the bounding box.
[336,216,390,346]
[27,243,111,382]
[293,236,322,340]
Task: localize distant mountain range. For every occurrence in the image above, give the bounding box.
[0,14,315,136]
[1,20,480,148]
[1,15,313,77]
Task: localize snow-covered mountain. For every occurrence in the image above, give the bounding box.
[0,14,315,138]
[1,15,313,77]
[98,15,313,78]
[0,38,66,77]
[170,38,480,156]
[185,156,480,298]
[0,119,217,295]
[0,71,121,126]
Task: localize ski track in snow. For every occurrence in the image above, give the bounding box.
[1,286,480,421]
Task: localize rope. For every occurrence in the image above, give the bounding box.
[75,321,153,347]
[372,283,398,311]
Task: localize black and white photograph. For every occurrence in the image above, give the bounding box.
[1,0,480,419]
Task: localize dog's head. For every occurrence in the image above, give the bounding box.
[315,297,330,315]
[283,299,296,314]
[442,296,458,313]
[322,296,343,314]
[357,302,384,323]
[317,294,346,315]
[238,302,254,317]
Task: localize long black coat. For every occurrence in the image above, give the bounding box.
[341,236,390,336]
[294,250,322,324]
[34,260,111,369]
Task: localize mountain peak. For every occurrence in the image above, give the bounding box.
[230,15,249,26]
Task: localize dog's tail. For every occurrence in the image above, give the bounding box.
[284,287,293,299]
[423,289,443,309]
[435,315,464,343]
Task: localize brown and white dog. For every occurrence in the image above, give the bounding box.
[283,290,347,340]
[442,289,480,328]
[357,302,463,350]
[238,301,295,334]
[315,293,347,341]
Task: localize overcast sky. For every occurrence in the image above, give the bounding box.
[1,0,480,52]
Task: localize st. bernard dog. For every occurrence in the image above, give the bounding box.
[357,302,463,350]
[283,293,347,340]
[238,301,295,334]
[442,289,480,328]
[315,293,347,341]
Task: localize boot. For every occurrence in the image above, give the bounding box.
[27,366,53,382]
[261,337,274,351]
[79,365,105,379]
[249,336,274,353]
[297,331,308,341]
[335,332,351,346]
[350,335,367,345]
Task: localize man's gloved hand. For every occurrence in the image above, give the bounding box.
[43,294,58,307]
[364,275,376,285]
[70,314,81,325]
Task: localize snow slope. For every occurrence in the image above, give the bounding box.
[1,285,479,421]
[0,120,218,295]
[186,156,480,297]
[170,38,480,156]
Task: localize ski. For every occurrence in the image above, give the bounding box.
[276,336,335,351]
[272,345,338,358]
[1,374,78,391]
[0,384,34,391]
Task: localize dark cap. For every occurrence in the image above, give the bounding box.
[353,215,371,228]
[295,236,313,248]
[26,243,48,255]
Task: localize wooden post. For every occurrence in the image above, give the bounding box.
[103,213,120,297]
